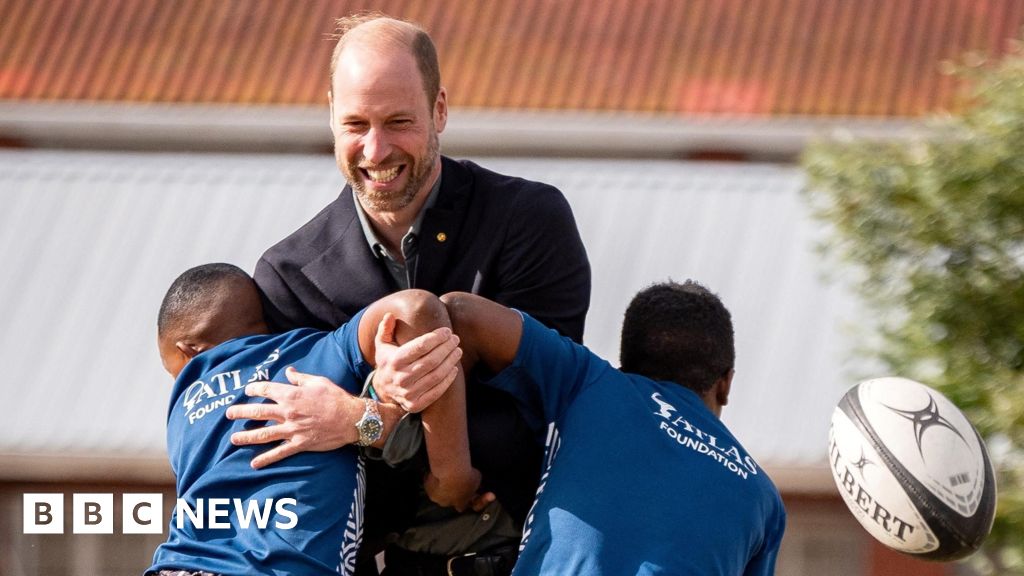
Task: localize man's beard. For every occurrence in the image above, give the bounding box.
[346,130,439,213]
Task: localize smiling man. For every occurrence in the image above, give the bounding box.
[328,18,445,249]
[252,13,591,576]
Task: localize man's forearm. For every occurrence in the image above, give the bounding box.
[440,292,524,374]
[419,368,471,480]
[228,289,469,470]
[372,402,405,450]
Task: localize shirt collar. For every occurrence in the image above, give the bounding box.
[352,172,443,260]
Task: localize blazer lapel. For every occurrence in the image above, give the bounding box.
[301,187,393,316]
[415,158,473,291]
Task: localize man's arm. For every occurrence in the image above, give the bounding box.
[435,292,598,433]
[226,291,478,509]
[377,292,597,430]
[228,366,403,469]
[436,292,523,375]
[374,292,528,422]
[357,291,479,510]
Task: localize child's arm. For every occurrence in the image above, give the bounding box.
[370,291,527,511]
[418,356,479,511]
[359,290,480,511]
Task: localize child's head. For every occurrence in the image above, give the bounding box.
[157,263,268,377]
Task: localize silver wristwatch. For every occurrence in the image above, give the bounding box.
[354,398,383,447]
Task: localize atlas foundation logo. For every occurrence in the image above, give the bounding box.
[23,493,298,534]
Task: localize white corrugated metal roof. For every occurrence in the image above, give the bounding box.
[0,149,866,489]
[0,150,340,469]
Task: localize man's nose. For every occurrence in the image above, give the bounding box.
[362,127,392,164]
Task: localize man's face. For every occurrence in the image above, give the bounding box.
[329,42,446,214]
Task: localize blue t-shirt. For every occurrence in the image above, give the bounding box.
[148,309,371,576]
[487,313,786,576]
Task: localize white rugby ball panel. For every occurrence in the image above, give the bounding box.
[829,409,939,554]
[857,377,986,516]
[831,378,996,561]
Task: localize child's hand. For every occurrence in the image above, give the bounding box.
[424,467,494,512]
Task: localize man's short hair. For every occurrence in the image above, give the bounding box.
[157,263,252,338]
[329,13,441,107]
[619,280,735,394]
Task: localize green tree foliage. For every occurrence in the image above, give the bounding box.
[803,52,1024,573]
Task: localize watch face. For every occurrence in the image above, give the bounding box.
[361,418,383,440]
[354,403,382,444]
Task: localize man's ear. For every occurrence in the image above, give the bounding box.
[176,341,203,359]
[716,369,735,408]
[433,87,448,134]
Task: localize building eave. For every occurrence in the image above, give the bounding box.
[763,464,837,496]
[0,101,927,160]
[0,453,172,484]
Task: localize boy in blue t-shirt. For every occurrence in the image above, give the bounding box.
[147,263,477,576]
[406,281,786,575]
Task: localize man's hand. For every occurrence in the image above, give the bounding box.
[226,367,361,469]
[372,312,462,412]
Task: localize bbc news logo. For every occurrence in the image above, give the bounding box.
[24,493,163,534]
[23,494,298,534]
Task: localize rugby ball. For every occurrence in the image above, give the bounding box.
[828,377,996,561]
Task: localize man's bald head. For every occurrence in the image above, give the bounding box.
[329,14,441,108]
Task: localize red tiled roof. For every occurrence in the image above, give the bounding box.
[1,0,1021,117]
